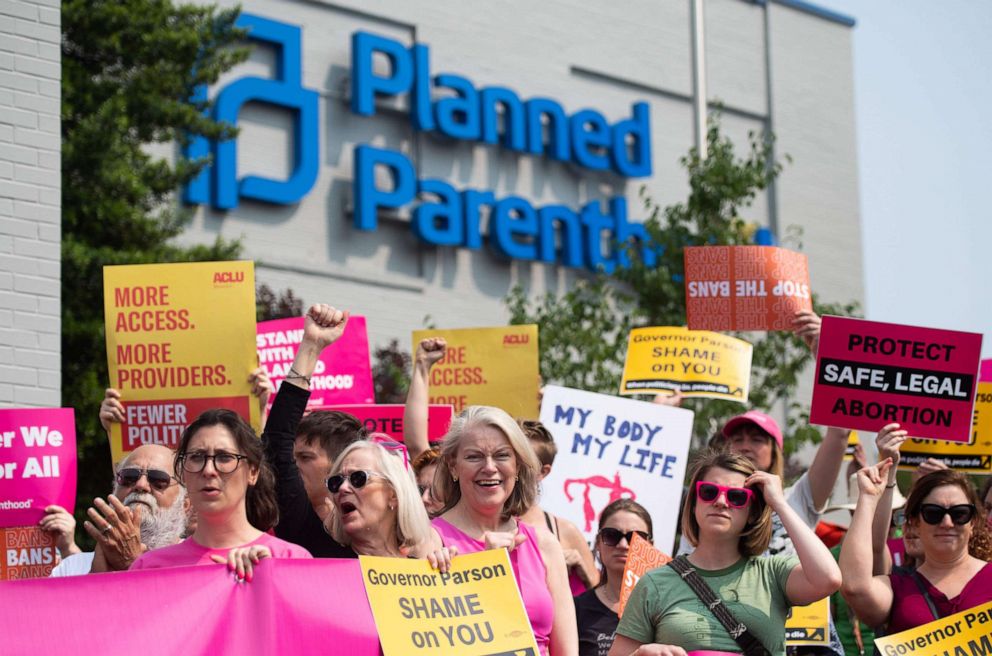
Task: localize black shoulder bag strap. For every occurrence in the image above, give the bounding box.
[908,570,941,621]
[668,555,772,656]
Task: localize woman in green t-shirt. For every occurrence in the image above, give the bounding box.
[609,450,842,656]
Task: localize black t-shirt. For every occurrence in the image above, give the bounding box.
[574,588,618,656]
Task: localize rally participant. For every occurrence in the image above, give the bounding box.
[610,450,841,656]
[324,440,437,559]
[50,444,188,575]
[403,336,448,515]
[412,447,444,514]
[519,419,599,592]
[261,303,367,557]
[431,405,578,656]
[131,409,311,578]
[840,462,992,634]
[574,499,653,656]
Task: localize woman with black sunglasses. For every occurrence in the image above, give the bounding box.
[575,499,653,656]
[840,462,992,635]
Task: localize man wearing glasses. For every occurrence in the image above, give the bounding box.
[49,444,188,576]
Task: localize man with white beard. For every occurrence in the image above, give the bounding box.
[50,444,189,576]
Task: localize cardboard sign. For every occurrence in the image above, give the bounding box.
[103,261,259,463]
[620,327,752,402]
[412,325,539,419]
[258,316,374,408]
[810,316,983,442]
[321,404,454,442]
[0,408,76,528]
[360,549,540,656]
[895,382,992,473]
[0,526,60,580]
[617,533,672,617]
[683,245,812,331]
[539,385,694,554]
[785,597,830,646]
[874,600,992,654]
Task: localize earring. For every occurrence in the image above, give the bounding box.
[452,474,459,482]
[389,504,395,511]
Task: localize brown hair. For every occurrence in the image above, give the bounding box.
[519,420,557,468]
[905,469,992,561]
[681,449,772,557]
[595,498,653,587]
[296,410,367,462]
[175,409,279,531]
[412,447,441,475]
[710,424,785,478]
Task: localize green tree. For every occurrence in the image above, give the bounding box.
[62,0,249,532]
[508,119,858,456]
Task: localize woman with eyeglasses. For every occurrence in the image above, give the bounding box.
[324,440,434,557]
[431,405,578,656]
[840,462,992,635]
[131,409,311,579]
[610,450,841,656]
[575,499,653,656]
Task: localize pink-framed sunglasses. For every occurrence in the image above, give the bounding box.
[695,481,754,509]
[369,433,410,471]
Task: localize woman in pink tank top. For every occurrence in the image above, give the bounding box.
[429,406,578,656]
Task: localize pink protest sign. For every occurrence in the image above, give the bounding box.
[0,559,381,655]
[322,404,454,443]
[982,359,992,382]
[810,316,983,442]
[258,315,374,407]
[0,408,76,528]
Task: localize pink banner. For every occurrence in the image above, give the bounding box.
[810,316,983,442]
[323,404,454,442]
[0,559,380,655]
[258,315,374,407]
[0,408,76,528]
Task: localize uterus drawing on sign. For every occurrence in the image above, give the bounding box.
[564,473,636,533]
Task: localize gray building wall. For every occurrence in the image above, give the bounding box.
[0,0,61,408]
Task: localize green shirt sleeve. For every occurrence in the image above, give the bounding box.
[615,570,660,644]
[771,554,800,605]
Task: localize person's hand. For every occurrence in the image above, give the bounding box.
[38,505,79,557]
[99,388,124,433]
[562,547,582,567]
[744,470,787,510]
[483,529,527,552]
[211,544,272,582]
[302,304,349,350]
[632,645,688,656]
[652,390,683,407]
[249,366,274,411]
[426,545,458,573]
[914,457,949,483]
[856,458,893,501]
[792,310,822,353]
[415,337,447,368]
[876,423,908,468]
[83,496,145,571]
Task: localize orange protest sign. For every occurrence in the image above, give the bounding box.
[617,533,671,617]
[684,245,812,331]
[0,526,60,580]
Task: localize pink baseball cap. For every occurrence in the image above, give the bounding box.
[721,411,783,449]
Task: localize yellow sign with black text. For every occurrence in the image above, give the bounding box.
[412,325,539,418]
[360,549,540,656]
[874,600,992,655]
[620,326,752,403]
[897,382,992,473]
[785,597,830,647]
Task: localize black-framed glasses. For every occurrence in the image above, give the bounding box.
[326,470,386,493]
[598,527,651,547]
[180,452,248,474]
[919,504,977,526]
[116,467,177,492]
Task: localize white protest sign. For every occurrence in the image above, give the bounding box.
[539,385,694,555]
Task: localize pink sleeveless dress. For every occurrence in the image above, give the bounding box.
[432,517,554,655]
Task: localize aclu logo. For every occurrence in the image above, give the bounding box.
[184,14,319,211]
[213,271,245,285]
[502,333,530,346]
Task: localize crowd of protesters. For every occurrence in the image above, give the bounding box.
[32,303,992,656]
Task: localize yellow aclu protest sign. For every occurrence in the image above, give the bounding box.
[619,326,752,403]
[785,597,830,646]
[897,382,992,473]
[103,261,259,463]
[874,599,992,655]
[413,325,539,419]
[360,549,540,656]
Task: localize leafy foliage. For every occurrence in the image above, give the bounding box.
[61,0,248,536]
[508,118,859,454]
[256,284,304,322]
[372,340,411,404]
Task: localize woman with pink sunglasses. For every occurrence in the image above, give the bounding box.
[609,450,841,656]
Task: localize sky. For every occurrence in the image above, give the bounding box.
[819,0,992,358]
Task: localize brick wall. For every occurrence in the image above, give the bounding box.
[0,0,61,408]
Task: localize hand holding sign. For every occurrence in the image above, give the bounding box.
[792,309,822,353]
[99,388,124,433]
[875,424,908,467]
[38,505,78,558]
